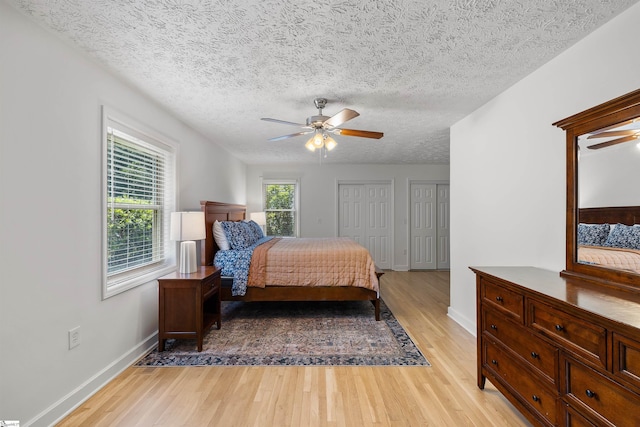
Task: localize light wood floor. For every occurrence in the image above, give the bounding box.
[58,271,530,426]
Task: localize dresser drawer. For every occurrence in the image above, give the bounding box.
[483,308,558,384]
[563,357,640,427]
[613,333,640,393]
[528,300,607,368]
[481,278,524,321]
[483,341,558,425]
[563,405,598,427]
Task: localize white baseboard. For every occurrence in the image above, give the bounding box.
[447,307,476,337]
[392,265,409,271]
[28,332,158,427]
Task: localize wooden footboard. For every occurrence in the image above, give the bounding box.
[220,269,384,320]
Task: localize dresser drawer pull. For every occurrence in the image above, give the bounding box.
[532,395,540,402]
[530,351,539,359]
[555,324,564,332]
[491,359,498,365]
[495,296,504,302]
[585,389,596,398]
[490,324,498,330]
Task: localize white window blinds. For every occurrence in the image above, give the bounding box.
[103,108,176,298]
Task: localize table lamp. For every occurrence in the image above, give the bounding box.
[170,211,206,273]
[250,211,267,235]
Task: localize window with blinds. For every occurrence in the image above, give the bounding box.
[102,107,176,298]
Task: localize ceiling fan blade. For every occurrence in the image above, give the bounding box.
[261,118,309,128]
[267,131,313,142]
[335,128,384,139]
[587,134,638,150]
[589,118,640,135]
[587,130,639,139]
[323,108,360,128]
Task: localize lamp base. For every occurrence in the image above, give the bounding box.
[178,240,198,273]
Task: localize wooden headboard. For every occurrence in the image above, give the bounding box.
[579,206,640,225]
[200,200,246,266]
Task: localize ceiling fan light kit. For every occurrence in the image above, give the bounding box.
[261,98,383,157]
[304,130,337,153]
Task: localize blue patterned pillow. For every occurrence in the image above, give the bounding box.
[604,223,640,250]
[245,220,264,239]
[577,223,610,246]
[220,221,255,249]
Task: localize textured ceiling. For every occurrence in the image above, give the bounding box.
[7,0,639,164]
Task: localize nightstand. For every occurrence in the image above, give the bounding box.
[157,266,221,352]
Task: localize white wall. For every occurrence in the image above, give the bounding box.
[245,163,449,270]
[0,2,245,425]
[579,141,640,208]
[449,2,640,333]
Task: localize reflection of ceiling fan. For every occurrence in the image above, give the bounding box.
[586,118,640,150]
[261,98,383,153]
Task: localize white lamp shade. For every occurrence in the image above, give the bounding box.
[305,138,317,152]
[170,212,206,241]
[324,136,337,151]
[250,211,267,226]
[312,133,324,147]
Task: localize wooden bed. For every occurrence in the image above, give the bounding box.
[199,200,383,320]
[578,206,640,273]
[579,206,640,225]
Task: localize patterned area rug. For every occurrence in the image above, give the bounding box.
[137,299,429,366]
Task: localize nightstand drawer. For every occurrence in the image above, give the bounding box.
[563,356,640,426]
[202,274,219,298]
[483,308,557,384]
[483,341,558,425]
[528,300,606,368]
[481,278,524,322]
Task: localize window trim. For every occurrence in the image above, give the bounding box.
[262,179,300,237]
[101,106,178,299]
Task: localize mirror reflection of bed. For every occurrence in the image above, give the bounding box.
[577,206,640,273]
[577,121,640,276]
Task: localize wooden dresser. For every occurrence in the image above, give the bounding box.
[471,266,640,426]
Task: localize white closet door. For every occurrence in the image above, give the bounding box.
[338,183,391,269]
[338,184,365,245]
[366,184,391,269]
[410,183,436,269]
[437,184,450,269]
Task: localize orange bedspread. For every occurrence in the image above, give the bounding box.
[578,245,640,273]
[247,237,379,292]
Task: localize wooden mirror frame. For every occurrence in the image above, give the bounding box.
[554,89,640,291]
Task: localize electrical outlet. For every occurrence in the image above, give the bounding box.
[69,326,81,349]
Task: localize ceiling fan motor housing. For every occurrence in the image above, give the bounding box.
[307,115,330,128]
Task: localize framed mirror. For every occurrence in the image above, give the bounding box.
[554,89,640,290]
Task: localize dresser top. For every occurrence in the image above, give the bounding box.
[470,266,640,330]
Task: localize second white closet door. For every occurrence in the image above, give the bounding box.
[338,183,391,269]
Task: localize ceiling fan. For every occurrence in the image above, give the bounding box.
[261,98,383,153]
[585,118,640,150]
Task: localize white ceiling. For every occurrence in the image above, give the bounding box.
[8,0,639,164]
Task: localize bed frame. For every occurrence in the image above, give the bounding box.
[199,200,383,320]
[579,206,640,225]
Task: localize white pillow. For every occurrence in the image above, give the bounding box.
[213,220,230,250]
